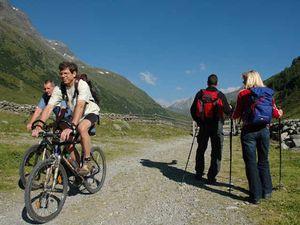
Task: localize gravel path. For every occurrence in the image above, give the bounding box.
[0,136,257,225]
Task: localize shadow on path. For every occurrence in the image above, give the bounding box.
[140,158,249,202]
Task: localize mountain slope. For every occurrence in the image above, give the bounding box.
[0,0,167,115]
[265,56,300,118]
[167,98,193,116]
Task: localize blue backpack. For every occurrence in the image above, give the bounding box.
[245,87,274,125]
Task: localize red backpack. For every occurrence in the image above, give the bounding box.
[195,90,223,121]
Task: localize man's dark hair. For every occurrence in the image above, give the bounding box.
[44,79,54,86]
[207,74,218,86]
[59,61,78,73]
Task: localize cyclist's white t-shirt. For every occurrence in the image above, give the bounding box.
[49,80,100,117]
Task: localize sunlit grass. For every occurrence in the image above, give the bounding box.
[220,135,300,225]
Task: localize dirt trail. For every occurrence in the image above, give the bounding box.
[0,136,256,225]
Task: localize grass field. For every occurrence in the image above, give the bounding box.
[220,135,300,225]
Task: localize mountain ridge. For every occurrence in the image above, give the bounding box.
[0,0,169,115]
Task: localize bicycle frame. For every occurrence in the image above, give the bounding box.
[24,119,106,223]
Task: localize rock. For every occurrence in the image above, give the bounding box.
[291,134,300,147]
[113,123,122,131]
[122,121,131,130]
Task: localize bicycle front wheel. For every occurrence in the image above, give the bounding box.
[24,159,68,223]
[83,146,106,194]
[19,144,51,188]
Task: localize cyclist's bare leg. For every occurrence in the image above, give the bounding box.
[77,119,92,159]
[66,144,80,165]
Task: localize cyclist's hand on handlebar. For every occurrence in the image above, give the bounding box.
[32,126,42,137]
[26,123,32,131]
[60,128,73,141]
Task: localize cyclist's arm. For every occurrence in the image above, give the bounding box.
[39,104,54,123]
[27,107,42,130]
[72,80,90,126]
[27,96,46,130]
[31,104,54,137]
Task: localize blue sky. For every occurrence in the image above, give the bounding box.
[10,0,300,106]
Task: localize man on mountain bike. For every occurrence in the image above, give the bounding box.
[32,62,100,176]
[26,79,71,130]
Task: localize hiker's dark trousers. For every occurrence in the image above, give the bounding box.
[241,126,272,201]
[195,121,224,180]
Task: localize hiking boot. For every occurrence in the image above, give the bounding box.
[194,174,203,181]
[206,178,217,185]
[263,193,272,199]
[248,198,261,204]
[78,158,93,176]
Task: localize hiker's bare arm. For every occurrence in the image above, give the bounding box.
[31,104,54,137]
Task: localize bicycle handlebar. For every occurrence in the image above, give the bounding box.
[38,131,56,138]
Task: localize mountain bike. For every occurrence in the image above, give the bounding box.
[19,120,54,188]
[24,119,106,223]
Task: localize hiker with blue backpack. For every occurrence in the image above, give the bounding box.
[232,70,283,204]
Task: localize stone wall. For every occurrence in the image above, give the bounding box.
[270,120,300,150]
[0,100,35,114]
[0,100,182,127]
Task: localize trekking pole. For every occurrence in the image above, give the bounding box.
[181,125,199,184]
[228,118,233,193]
[278,118,283,190]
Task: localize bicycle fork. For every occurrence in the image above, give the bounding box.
[38,156,61,209]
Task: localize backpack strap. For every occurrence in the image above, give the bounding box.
[72,78,80,101]
[60,82,68,102]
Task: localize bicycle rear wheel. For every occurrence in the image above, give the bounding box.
[19,144,51,188]
[83,146,106,194]
[24,159,68,223]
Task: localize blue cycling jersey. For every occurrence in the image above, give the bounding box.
[37,93,72,118]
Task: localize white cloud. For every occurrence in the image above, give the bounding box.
[185,62,206,75]
[140,71,157,85]
[220,86,241,93]
[199,63,206,71]
[176,86,183,91]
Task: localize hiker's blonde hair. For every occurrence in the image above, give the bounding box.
[242,70,265,89]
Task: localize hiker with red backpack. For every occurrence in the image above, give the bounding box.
[232,70,283,204]
[190,74,231,184]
